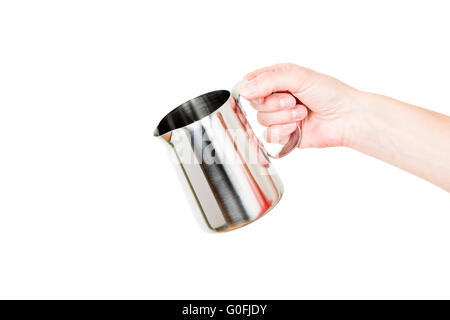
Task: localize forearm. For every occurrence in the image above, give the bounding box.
[347,91,450,192]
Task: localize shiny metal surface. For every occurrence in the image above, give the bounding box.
[154,90,285,232]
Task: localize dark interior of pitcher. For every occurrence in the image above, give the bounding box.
[154,90,230,136]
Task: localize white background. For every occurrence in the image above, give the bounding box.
[0,0,449,299]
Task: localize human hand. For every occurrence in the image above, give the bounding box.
[240,63,450,191]
[239,63,362,148]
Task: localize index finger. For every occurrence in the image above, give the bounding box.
[244,63,302,80]
[244,65,279,80]
[240,68,313,100]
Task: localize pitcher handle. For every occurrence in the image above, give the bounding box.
[232,79,302,159]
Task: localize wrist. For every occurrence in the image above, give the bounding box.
[342,90,381,150]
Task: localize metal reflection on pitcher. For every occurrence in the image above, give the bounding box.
[154,84,301,232]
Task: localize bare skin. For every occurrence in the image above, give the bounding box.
[239,63,450,192]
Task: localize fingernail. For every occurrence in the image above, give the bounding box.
[280,97,294,108]
[240,81,257,97]
[291,108,305,120]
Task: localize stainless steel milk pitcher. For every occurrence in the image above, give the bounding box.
[154,81,302,232]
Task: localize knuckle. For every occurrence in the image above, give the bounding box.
[280,62,298,71]
[286,62,297,69]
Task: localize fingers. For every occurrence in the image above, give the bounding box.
[244,63,298,80]
[250,93,296,112]
[263,122,297,144]
[244,65,280,80]
[257,104,308,127]
[241,69,312,100]
[240,65,315,100]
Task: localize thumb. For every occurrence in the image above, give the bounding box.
[239,66,315,100]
